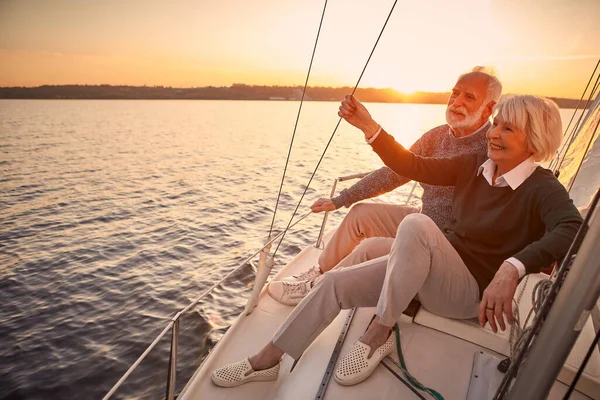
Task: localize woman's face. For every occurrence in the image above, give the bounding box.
[487,117,532,167]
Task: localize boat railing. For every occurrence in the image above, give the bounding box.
[315,172,419,248]
[103,171,417,400]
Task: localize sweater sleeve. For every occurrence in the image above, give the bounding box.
[370,129,462,186]
[513,183,583,273]
[331,129,426,209]
[332,167,410,209]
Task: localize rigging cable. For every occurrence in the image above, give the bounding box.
[566,104,600,192]
[550,58,599,172]
[272,0,399,258]
[554,70,600,174]
[268,0,329,239]
[559,71,600,173]
[563,324,600,399]
[554,59,600,174]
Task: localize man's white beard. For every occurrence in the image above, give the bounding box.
[446,105,484,130]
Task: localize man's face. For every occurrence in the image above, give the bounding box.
[445,74,489,130]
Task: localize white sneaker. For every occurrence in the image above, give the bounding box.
[267,280,312,306]
[212,358,280,387]
[334,334,395,386]
[283,265,322,282]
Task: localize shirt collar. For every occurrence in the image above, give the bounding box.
[477,157,539,190]
[449,120,490,138]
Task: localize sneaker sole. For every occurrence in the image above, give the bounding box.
[212,373,277,388]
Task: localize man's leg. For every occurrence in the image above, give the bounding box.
[318,203,419,272]
[332,237,394,270]
[270,204,416,303]
[311,237,393,286]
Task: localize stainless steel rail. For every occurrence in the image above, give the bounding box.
[102,210,313,400]
[315,172,373,248]
[315,172,419,248]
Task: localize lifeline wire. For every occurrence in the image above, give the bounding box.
[273,0,399,258]
[566,107,600,192]
[554,59,600,173]
[551,58,599,172]
[558,70,600,172]
[268,0,329,239]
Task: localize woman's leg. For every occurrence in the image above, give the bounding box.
[362,213,480,349]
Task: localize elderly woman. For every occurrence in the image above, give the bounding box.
[211,94,583,387]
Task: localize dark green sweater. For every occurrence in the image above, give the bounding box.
[371,130,583,296]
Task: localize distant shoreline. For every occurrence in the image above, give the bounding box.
[0,84,585,108]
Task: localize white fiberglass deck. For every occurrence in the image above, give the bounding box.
[179,232,597,400]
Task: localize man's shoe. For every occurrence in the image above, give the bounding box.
[212,358,280,387]
[267,280,312,306]
[334,334,395,386]
[283,265,322,283]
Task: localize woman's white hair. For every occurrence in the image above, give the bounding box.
[494,95,563,162]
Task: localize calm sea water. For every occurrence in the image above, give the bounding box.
[0,100,576,400]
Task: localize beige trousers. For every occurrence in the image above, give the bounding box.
[318,203,421,272]
[273,214,481,359]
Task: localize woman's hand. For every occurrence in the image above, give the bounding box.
[311,198,336,213]
[338,95,380,138]
[479,261,519,333]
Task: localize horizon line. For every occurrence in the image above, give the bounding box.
[0,83,581,100]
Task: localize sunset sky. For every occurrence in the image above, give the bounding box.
[0,0,598,98]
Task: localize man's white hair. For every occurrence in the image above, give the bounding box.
[459,66,503,104]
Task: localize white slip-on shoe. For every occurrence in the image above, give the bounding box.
[282,265,322,283]
[212,358,280,387]
[334,334,395,386]
[267,280,312,306]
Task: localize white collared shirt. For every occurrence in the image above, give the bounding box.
[477,157,540,277]
[478,157,539,190]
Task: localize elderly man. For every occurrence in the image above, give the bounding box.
[268,67,503,306]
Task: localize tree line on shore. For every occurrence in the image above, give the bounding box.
[0,84,583,108]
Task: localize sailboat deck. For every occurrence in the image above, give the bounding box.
[179,232,595,400]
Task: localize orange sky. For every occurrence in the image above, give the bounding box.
[0,0,598,98]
